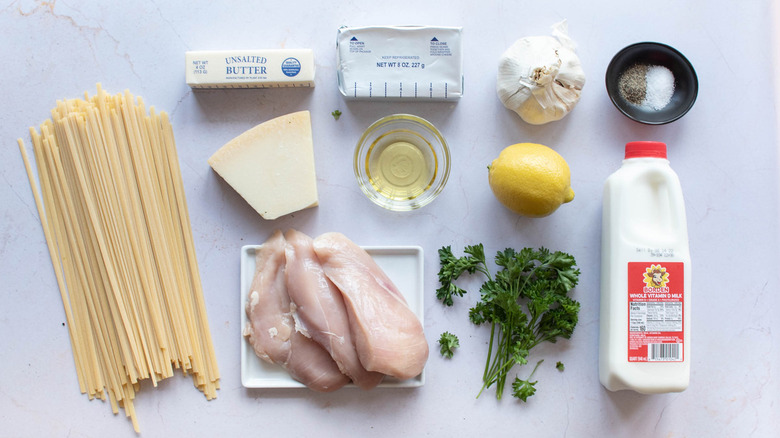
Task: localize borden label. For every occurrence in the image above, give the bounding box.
[627,262,684,362]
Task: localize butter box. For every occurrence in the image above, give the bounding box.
[185,49,315,89]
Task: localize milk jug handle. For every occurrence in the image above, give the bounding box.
[668,174,688,233]
[647,166,688,233]
[621,166,688,235]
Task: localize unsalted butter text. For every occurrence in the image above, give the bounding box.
[225,55,267,75]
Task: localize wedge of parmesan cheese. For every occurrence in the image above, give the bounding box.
[208,111,318,220]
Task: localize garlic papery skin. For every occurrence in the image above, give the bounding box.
[497,21,586,125]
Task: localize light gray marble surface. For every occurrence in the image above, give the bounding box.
[1,1,778,436]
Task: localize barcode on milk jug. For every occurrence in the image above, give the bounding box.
[648,343,681,361]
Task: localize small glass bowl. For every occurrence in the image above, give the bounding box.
[353,114,450,211]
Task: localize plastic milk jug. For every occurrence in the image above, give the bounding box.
[599,141,691,393]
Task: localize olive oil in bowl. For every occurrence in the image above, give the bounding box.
[354,114,450,211]
[366,133,436,201]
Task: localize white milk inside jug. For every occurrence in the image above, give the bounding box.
[599,141,691,393]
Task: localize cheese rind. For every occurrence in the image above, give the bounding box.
[186,49,315,89]
[208,111,318,220]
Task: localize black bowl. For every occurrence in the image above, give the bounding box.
[606,42,698,125]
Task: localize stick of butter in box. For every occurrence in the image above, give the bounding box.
[185,49,315,89]
[336,25,463,101]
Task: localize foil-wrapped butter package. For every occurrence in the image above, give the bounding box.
[336,25,463,101]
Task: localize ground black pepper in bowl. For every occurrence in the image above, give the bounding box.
[618,64,648,105]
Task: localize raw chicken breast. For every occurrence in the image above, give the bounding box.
[285,325,350,392]
[313,232,429,380]
[284,229,384,389]
[243,230,349,392]
[243,230,291,365]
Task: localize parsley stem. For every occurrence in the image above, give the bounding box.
[482,345,522,399]
[483,321,496,382]
[478,264,491,279]
[527,359,544,380]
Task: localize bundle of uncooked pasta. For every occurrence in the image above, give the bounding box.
[18,85,220,433]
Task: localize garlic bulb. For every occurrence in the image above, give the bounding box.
[497,20,586,125]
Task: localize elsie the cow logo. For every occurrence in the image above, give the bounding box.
[642,264,669,289]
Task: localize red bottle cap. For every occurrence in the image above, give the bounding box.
[625,141,667,159]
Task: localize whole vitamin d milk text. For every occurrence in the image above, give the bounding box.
[599,141,691,393]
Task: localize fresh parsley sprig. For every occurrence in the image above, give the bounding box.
[438,332,460,359]
[512,360,543,402]
[436,245,490,306]
[437,244,580,401]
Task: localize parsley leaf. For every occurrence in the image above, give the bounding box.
[436,245,489,306]
[511,378,537,402]
[438,331,460,359]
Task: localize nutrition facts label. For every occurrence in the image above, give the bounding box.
[629,301,682,332]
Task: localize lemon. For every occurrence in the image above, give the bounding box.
[488,143,575,217]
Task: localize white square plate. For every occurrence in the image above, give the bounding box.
[240,244,425,388]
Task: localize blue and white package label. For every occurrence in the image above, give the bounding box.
[337,25,463,101]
